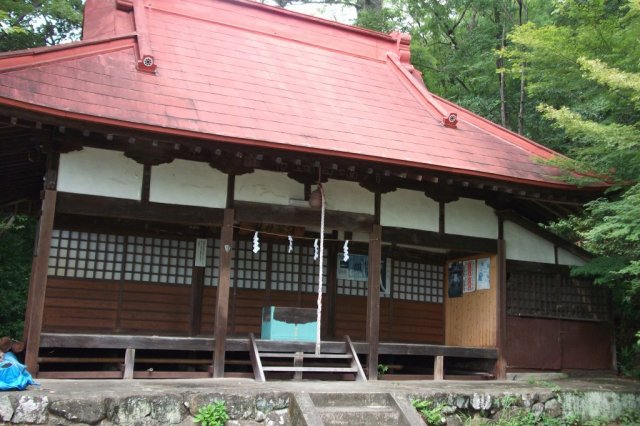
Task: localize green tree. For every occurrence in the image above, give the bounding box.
[0,0,83,52]
[0,215,36,339]
[508,0,640,371]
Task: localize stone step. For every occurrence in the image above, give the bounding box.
[317,405,400,426]
[309,392,393,407]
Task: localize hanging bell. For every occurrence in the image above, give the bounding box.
[308,186,323,208]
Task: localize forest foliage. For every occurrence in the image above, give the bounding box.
[0,0,638,372]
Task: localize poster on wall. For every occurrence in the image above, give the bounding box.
[338,253,368,281]
[337,254,391,296]
[476,257,491,290]
[462,259,476,293]
[448,261,463,298]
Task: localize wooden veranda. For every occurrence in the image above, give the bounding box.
[37,332,498,380]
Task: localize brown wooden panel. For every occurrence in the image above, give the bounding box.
[120,282,191,335]
[334,295,366,340]
[561,320,613,370]
[199,287,217,334]
[43,278,119,332]
[505,316,561,370]
[445,255,498,347]
[385,300,444,344]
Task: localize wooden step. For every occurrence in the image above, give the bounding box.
[260,353,352,359]
[262,366,358,373]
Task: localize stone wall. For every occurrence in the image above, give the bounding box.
[1,389,639,425]
[409,390,640,425]
[0,391,290,425]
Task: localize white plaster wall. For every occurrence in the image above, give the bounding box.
[150,159,227,208]
[323,180,374,215]
[381,188,439,232]
[235,170,304,205]
[557,248,588,266]
[504,221,556,263]
[58,147,143,200]
[445,198,498,239]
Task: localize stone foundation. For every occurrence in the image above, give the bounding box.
[1,389,639,425]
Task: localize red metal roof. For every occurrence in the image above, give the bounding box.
[0,0,582,189]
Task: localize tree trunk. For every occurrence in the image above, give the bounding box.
[518,62,526,135]
[497,16,508,128]
[517,0,528,135]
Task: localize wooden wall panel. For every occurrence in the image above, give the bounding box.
[334,295,367,340]
[43,278,119,332]
[506,316,614,371]
[384,300,444,344]
[231,288,266,335]
[505,316,561,370]
[560,320,613,370]
[119,282,191,334]
[445,255,497,347]
[199,287,217,335]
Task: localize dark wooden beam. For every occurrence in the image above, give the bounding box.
[24,189,57,374]
[235,200,374,232]
[366,224,382,380]
[141,163,151,203]
[382,226,498,253]
[212,208,235,378]
[226,174,235,208]
[494,239,507,380]
[190,263,205,336]
[56,192,225,226]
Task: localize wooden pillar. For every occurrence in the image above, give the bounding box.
[123,348,135,379]
[495,238,507,379]
[434,355,444,381]
[24,189,57,374]
[190,264,205,336]
[366,224,382,380]
[212,208,235,378]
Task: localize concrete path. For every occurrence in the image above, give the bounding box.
[14,375,638,400]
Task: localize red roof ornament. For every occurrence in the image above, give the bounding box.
[443,112,458,128]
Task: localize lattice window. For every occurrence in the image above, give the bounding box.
[123,236,194,285]
[560,277,609,320]
[337,277,368,296]
[392,260,444,303]
[297,244,327,293]
[48,229,125,280]
[507,270,609,321]
[270,242,300,292]
[204,238,221,287]
[233,239,268,289]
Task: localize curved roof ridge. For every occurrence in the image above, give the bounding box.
[434,94,562,160]
[219,0,396,42]
[0,34,136,73]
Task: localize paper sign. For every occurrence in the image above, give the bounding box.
[476,257,491,290]
[462,259,476,293]
[195,238,208,267]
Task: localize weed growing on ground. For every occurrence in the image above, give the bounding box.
[526,379,561,393]
[193,401,229,426]
[377,363,389,377]
[618,409,640,426]
[412,399,445,425]
[499,394,520,408]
